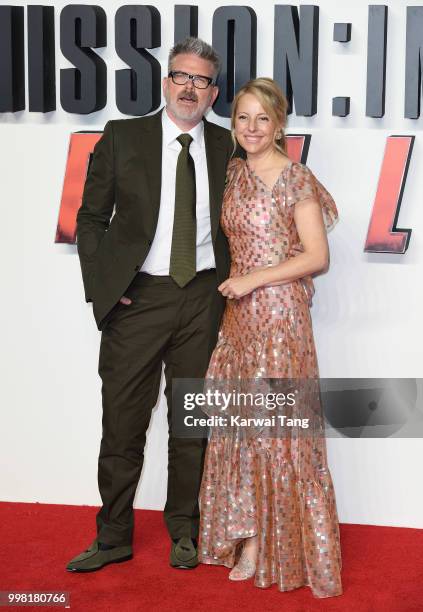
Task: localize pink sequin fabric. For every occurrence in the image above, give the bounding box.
[198,158,343,598]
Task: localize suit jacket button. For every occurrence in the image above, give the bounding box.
[134,265,140,271]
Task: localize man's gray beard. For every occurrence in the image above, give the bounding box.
[165,96,210,125]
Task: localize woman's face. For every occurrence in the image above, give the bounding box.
[234,92,281,156]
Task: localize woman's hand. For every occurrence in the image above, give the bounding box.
[218,271,262,299]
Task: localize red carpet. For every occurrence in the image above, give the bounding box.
[0,502,422,612]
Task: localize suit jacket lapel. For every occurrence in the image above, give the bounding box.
[138,109,163,233]
[204,117,227,243]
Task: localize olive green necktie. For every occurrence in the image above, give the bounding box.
[169,133,197,288]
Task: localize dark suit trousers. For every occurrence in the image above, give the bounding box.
[95,269,220,546]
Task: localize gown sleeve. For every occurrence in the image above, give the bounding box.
[224,157,244,193]
[285,162,339,231]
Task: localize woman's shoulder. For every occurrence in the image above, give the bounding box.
[225,156,246,187]
[227,156,246,172]
[285,160,315,181]
[285,160,336,197]
[286,161,334,190]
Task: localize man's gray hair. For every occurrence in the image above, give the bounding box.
[168,37,221,80]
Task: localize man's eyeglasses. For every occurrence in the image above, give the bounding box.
[168,71,215,89]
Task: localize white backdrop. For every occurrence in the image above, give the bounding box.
[1,0,422,528]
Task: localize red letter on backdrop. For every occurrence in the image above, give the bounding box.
[365,135,414,253]
[55,132,102,244]
[286,134,311,165]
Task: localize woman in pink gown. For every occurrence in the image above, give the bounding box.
[198,78,343,598]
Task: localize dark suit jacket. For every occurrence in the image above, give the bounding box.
[76,108,233,331]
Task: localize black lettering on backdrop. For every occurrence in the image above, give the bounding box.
[405,6,423,119]
[332,22,352,117]
[60,5,107,114]
[28,5,56,112]
[212,5,257,118]
[366,5,387,118]
[115,5,161,116]
[2,3,423,120]
[174,5,198,43]
[0,6,25,112]
[273,5,319,116]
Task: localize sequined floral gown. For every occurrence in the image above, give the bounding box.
[198,158,343,598]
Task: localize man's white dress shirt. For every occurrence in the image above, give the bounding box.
[140,108,216,275]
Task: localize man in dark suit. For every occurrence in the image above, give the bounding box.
[66,37,233,572]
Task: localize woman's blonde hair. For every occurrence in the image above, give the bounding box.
[231,77,288,156]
